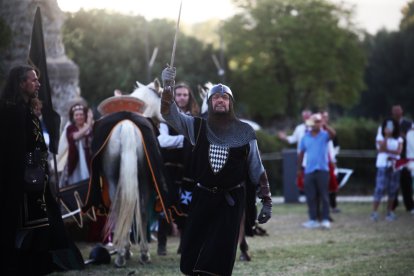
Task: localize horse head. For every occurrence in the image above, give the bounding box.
[130,78,164,124]
[197,81,213,117]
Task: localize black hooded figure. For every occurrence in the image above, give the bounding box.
[0,65,84,275]
[160,67,272,276]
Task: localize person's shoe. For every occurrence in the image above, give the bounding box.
[157,245,167,256]
[239,251,251,262]
[321,220,331,229]
[385,212,396,221]
[410,209,414,215]
[331,208,341,213]
[302,220,320,229]
[370,212,379,222]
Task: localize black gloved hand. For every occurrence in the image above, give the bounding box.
[257,171,272,224]
[257,198,272,224]
[161,66,176,88]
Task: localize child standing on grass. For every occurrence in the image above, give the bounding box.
[371,118,403,221]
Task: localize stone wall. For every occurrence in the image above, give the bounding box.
[0,0,81,124]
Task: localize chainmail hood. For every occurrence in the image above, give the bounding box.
[206,98,256,147]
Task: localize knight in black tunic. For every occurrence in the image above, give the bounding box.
[0,65,84,275]
[161,67,272,276]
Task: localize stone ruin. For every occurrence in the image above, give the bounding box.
[0,0,82,126]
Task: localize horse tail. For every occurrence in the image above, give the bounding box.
[105,120,144,250]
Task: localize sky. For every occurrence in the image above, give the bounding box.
[57,0,409,34]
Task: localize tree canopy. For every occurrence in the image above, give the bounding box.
[62,9,219,105]
[59,0,414,123]
[352,0,414,119]
[222,0,366,120]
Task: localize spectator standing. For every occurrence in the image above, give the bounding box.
[58,103,94,187]
[322,111,340,213]
[298,113,336,229]
[405,124,414,214]
[371,118,403,221]
[391,105,413,212]
[278,109,312,197]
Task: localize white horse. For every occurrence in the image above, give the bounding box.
[96,79,164,267]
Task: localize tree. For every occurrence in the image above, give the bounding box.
[353,0,414,119]
[222,0,366,120]
[62,10,218,106]
[400,1,414,30]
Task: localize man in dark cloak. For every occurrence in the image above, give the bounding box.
[160,67,272,276]
[0,65,84,275]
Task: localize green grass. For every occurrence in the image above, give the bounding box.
[51,202,414,275]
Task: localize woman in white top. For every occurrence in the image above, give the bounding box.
[371,119,403,221]
[58,103,94,187]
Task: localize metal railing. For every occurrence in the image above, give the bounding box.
[261,149,376,161]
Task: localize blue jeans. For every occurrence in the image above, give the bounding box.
[373,167,400,202]
[304,170,330,221]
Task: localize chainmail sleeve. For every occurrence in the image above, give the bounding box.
[162,102,196,145]
[247,139,266,185]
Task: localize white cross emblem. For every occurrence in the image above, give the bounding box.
[180,191,192,205]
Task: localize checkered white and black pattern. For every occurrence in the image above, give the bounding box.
[209,144,229,174]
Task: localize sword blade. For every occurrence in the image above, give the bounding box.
[170,0,183,67]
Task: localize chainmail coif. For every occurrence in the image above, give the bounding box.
[206,99,256,147]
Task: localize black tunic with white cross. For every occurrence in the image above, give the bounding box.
[179,117,250,276]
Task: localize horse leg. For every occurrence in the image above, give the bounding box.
[125,241,132,260]
[114,236,134,268]
[137,160,151,264]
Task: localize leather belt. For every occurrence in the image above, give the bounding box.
[196,182,244,206]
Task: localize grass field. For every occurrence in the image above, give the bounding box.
[51,202,414,276]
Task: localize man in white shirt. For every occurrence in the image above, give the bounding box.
[157,82,200,255]
[404,123,414,214]
[278,109,312,197]
[391,105,413,212]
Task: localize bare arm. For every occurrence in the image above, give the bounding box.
[323,124,336,139]
[71,123,92,141]
[378,137,403,155]
[72,109,94,141]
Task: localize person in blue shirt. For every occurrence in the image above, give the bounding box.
[298,113,336,229]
